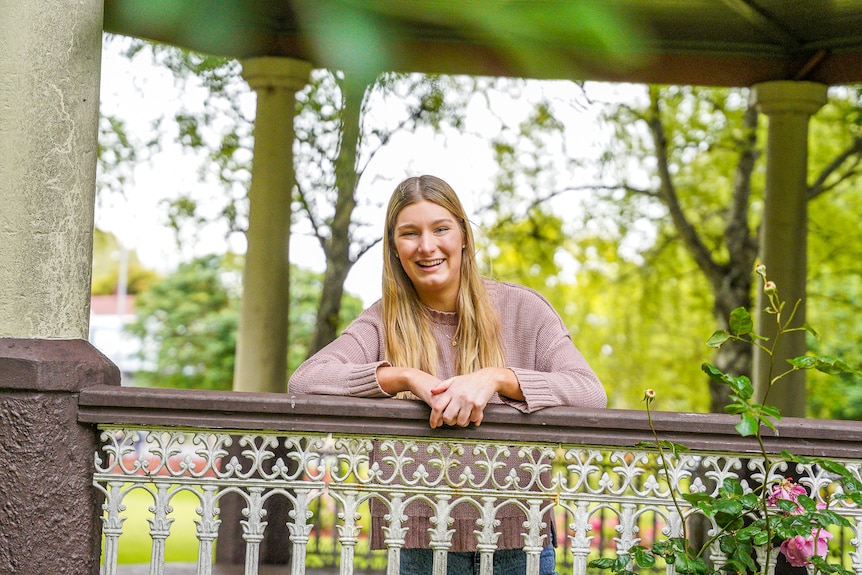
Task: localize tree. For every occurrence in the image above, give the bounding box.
[589,84,862,413]
[126,255,241,389]
[475,83,862,413]
[480,93,716,411]
[125,254,363,390]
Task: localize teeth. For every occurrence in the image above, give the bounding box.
[418,259,444,267]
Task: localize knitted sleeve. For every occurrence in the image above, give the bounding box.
[287,302,393,397]
[492,282,607,412]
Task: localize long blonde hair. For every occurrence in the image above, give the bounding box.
[382,175,505,375]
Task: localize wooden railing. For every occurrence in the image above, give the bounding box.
[78,385,862,575]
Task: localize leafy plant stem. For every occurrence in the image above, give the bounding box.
[645,398,688,546]
[770,367,799,387]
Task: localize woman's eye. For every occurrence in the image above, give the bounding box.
[435,227,449,234]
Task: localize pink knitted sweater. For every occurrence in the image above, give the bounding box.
[289,280,607,550]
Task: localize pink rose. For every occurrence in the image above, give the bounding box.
[768,480,807,512]
[780,528,833,567]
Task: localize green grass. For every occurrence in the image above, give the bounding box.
[107,486,203,564]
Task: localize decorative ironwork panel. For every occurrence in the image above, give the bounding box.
[93,426,862,575]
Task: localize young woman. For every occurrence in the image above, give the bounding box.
[289,174,607,574]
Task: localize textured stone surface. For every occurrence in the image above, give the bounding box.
[0,338,119,391]
[0,1,103,339]
[0,391,102,575]
[0,339,118,574]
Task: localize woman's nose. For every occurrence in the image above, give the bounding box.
[417,232,434,253]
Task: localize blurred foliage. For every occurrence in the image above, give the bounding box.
[101,34,862,415]
[91,228,160,295]
[804,87,862,418]
[586,84,862,415]
[126,254,239,390]
[125,255,363,390]
[481,83,862,415]
[97,111,160,200]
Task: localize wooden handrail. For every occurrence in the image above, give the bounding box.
[78,384,862,458]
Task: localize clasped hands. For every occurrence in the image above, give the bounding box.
[377,365,523,428]
[416,367,523,428]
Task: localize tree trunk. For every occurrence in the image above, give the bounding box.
[647,88,759,413]
[308,75,366,355]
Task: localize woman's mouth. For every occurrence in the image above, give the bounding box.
[417,259,444,268]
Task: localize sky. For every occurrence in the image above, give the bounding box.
[95,36,637,307]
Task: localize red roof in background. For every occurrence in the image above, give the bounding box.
[91,294,136,315]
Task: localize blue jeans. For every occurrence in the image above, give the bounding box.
[400,545,556,575]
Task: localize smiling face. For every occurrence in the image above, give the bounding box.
[393,200,464,311]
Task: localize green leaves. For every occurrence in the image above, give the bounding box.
[589,553,635,573]
[788,354,862,376]
[729,307,753,336]
[734,413,759,436]
[632,547,656,568]
[702,363,755,401]
[706,308,769,349]
[702,361,783,435]
[705,329,730,348]
[589,543,709,575]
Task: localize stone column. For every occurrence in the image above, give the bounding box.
[0,3,101,339]
[0,2,117,575]
[233,57,312,394]
[750,81,827,418]
[217,57,311,567]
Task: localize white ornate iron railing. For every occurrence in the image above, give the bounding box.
[79,386,862,575]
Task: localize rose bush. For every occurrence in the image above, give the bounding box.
[591,265,862,575]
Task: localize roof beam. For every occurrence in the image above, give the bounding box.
[720,0,802,52]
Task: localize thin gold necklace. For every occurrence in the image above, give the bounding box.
[438,328,459,347]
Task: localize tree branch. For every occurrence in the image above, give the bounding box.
[294,181,326,249]
[808,135,862,201]
[724,103,759,271]
[646,87,725,288]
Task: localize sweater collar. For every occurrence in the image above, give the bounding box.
[424,305,458,327]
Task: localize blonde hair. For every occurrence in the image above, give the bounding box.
[382,175,505,376]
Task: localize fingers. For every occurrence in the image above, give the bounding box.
[470,407,483,427]
[427,374,493,429]
[429,396,485,428]
[430,378,453,396]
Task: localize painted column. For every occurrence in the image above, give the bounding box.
[234,57,312,393]
[0,2,117,575]
[0,3,102,339]
[215,58,313,566]
[750,81,827,418]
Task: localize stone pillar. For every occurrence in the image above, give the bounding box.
[233,57,312,394]
[217,58,311,566]
[0,3,102,340]
[0,3,116,574]
[750,81,827,418]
